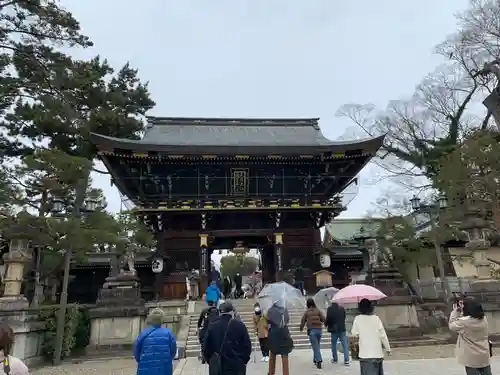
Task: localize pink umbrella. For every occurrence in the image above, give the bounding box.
[331,284,387,304]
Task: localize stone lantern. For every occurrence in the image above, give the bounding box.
[0,239,32,309]
[460,209,499,292]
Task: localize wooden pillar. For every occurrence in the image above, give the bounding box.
[200,234,209,292]
[274,232,284,281]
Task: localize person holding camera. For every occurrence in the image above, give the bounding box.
[449,299,492,375]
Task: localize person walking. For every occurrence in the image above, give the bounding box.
[0,324,29,375]
[222,276,232,298]
[209,264,222,289]
[234,272,243,299]
[267,301,293,375]
[197,300,219,363]
[203,301,252,375]
[294,266,305,295]
[205,281,222,307]
[299,298,325,369]
[449,299,492,375]
[134,308,177,375]
[253,303,269,362]
[351,298,390,375]
[325,301,350,366]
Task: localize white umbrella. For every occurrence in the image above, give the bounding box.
[313,287,339,311]
[257,281,306,312]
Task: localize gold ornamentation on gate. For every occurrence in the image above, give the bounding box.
[231,168,249,196]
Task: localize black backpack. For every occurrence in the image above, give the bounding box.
[203,307,219,331]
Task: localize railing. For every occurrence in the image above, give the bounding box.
[411,277,474,299]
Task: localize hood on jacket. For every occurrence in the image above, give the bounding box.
[267,304,289,327]
[460,315,488,330]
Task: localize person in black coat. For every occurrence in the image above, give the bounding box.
[203,301,251,375]
[222,276,232,298]
[325,302,350,365]
[234,273,243,298]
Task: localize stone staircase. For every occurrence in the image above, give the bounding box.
[184,299,451,358]
[185,299,325,357]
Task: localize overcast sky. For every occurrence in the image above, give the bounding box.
[61,0,469,217]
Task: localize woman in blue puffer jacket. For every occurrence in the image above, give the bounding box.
[205,280,222,306]
[134,308,177,375]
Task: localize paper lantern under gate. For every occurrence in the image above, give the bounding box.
[152,257,164,273]
[319,253,331,268]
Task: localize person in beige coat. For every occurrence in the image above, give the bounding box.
[449,299,491,375]
[253,303,269,362]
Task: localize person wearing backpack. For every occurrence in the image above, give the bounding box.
[197,300,219,363]
[203,301,252,375]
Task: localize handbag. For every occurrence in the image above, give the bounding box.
[209,319,233,375]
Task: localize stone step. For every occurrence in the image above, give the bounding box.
[184,337,450,357]
[188,312,307,321]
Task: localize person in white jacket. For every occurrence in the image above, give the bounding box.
[351,299,390,375]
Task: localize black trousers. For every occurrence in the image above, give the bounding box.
[360,358,384,375]
[465,366,492,375]
[259,337,269,356]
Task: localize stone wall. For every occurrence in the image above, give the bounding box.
[343,299,420,336]
[87,300,186,354]
[0,310,45,367]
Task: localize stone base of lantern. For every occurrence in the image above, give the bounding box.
[0,295,29,310]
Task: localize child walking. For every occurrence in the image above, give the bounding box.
[253,303,269,362]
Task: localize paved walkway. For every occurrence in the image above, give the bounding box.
[174,351,500,375]
[29,346,500,375]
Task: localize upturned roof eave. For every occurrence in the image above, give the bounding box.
[90,132,386,156]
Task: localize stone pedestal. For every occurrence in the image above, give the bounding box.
[97,270,143,307]
[367,265,408,297]
[89,269,147,353]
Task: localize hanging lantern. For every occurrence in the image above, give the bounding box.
[152,257,164,273]
[319,253,331,268]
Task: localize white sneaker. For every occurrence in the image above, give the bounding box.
[261,357,267,362]
[264,356,269,362]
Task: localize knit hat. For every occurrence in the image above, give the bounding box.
[146,308,165,326]
[219,301,235,315]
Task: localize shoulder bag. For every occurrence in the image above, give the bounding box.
[209,319,233,375]
[137,328,158,359]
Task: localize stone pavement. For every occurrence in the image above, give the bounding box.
[28,346,500,375]
[174,351,500,375]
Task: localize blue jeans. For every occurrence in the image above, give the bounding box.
[308,328,322,362]
[331,331,349,363]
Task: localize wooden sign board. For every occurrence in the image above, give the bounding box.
[313,270,334,287]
